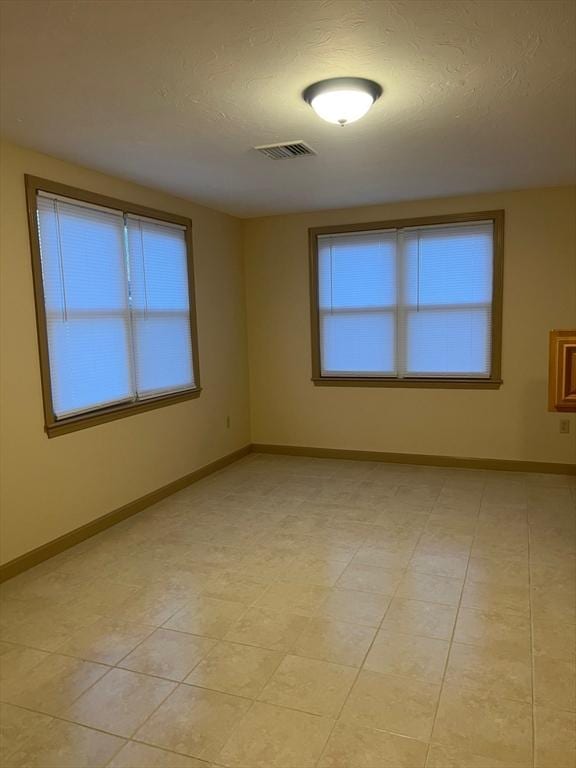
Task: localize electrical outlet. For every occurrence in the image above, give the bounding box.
[560,419,570,434]
[226,415,230,429]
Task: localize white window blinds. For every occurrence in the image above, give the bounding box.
[317,220,494,379]
[318,230,397,375]
[126,216,194,399]
[36,193,196,420]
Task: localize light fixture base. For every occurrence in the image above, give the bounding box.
[302,77,383,126]
[303,77,383,105]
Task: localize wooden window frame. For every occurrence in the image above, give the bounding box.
[309,210,504,389]
[25,175,202,438]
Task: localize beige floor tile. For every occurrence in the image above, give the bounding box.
[163,598,246,639]
[472,537,529,562]
[408,553,468,579]
[445,642,532,702]
[107,587,191,626]
[0,642,50,684]
[531,584,576,624]
[395,486,439,506]
[4,719,123,768]
[254,582,331,616]
[316,589,391,627]
[415,531,472,558]
[3,457,575,768]
[318,721,427,767]
[65,668,176,737]
[530,559,576,590]
[0,704,52,763]
[224,607,308,651]
[352,546,413,570]
[432,684,533,766]
[280,558,348,587]
[396,572,463,606]
[329,504,380,524]
[340,670,440,740]
[108,741,210,767]
[217,700,333,768]
[453,607,531,652]
[381,597,457,640]
[55,618,155,665]
[298,539,358,564]
[185,641,283,697]
[336,564,403,595]
[135,684,251,761]
[64,578,143,615]
[291,617,375,667]
[258,654,356,717]
[119,629,216,681]
[532,620,576,660]
[534,654,576,711]
[0,602,101,652]
[0,570,99,606]
[201,575,267,605]
[426,743,531,767]
[0,596,41,632]
[534,706,576,768]
[364,630,449,682]
[467,556,529,588]
[461,581,530,616]
[0,653,108,716]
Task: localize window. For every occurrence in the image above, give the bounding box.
[26,176,200,436]
[310,211,503,388]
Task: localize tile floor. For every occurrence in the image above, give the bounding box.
[0,453,574,767]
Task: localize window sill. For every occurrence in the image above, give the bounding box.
[312,377,503,390]
[45,388,202,437]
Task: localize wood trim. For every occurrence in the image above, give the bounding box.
[252,443,576,476]
[308,210,505,389]
[308,210,506,236]
[45,389,203,437]
[25,175,192,226]
[3,440,573,582]
[311,377,503,389]
[0,445,252,582]
[24,175,202,437]
[548,330,576,412]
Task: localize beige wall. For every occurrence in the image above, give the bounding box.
[244,186,576,465]
[0,140,251,564]
[2,140,575,566]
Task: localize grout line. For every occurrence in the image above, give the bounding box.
[4,461,567,767]
[420,475,482,767]
[314,480,443,767]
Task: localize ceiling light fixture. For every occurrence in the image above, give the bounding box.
[303,77,383,126]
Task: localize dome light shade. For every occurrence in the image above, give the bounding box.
[303,77,382,126]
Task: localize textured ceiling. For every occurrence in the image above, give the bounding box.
[1,0,575,217]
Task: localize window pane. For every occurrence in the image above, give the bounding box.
[37,196,134,418]
[403,223,493,307]
[47,317,133,416]
[131,315,194,397]
[321,311,395,375]
[126,217,195,396]
[318,232,396,310]
[315,219,497,382]
[38,200,128,312]
[405,308,491,376]
[127,219,190,312]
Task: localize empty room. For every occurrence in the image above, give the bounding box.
[0,1,575,767]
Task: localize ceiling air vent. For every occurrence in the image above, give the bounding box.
[254,141,316,160]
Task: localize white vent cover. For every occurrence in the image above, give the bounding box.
[254,141,316,159]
